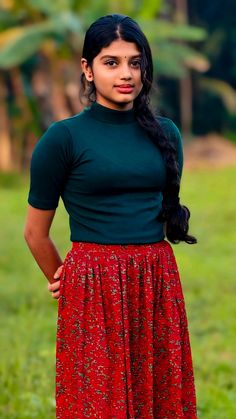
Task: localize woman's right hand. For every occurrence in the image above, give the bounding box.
[48,264,64,299]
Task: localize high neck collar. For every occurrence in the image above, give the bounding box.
[89,101,136,124]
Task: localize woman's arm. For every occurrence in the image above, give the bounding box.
[24,205,63,287]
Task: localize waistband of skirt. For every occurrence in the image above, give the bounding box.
[71,240,170,254]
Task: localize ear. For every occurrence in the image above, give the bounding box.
[81,58,94,82]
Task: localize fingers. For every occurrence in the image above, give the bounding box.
[48,280,60,292]
[48,279,61,300]
[47,264,64,300]
[54,264,64,280]
[51,289,60,299]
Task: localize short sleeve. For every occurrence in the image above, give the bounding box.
[28,121,73,210]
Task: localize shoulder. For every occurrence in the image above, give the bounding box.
[156,116,181,139]
[32,118,75,163]
[38,119,71,145]
[39,107,88,140]
[34,108,89,149]
[156,115,182,150]
[33,107,91,161]
[156,116,184,174]
[58,107,91,131]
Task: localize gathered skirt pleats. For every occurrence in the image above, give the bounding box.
[56,240,197,418]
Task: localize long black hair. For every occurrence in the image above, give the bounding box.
[80,14,197,244]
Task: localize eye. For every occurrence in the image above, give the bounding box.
[131,60,141,68]
[104,60,118,67]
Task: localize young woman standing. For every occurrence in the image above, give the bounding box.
[24,14,197,418]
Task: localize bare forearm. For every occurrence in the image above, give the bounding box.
[25,235,63,283]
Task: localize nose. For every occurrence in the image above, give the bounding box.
[120,62,132,80]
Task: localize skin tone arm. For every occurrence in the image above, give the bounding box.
[24,205,63,299]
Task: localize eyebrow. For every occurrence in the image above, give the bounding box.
[100,54,141,60]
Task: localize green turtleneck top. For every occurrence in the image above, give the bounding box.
[28,101,183,244]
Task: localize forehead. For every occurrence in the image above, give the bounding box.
[97,39,140,58]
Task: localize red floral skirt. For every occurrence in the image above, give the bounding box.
[56,240,197,418]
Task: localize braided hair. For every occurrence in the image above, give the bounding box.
[80,14,197,244]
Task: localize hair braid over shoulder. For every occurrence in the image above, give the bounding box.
[134,94,197,244]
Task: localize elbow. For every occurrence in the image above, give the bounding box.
[24,226,33,245]
[24,225,42,247]
[24,206,53,245]
[24,224,49,247]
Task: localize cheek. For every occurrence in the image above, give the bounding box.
[136,73,143,88]
[93,71,115,86]
[135,70,142,83]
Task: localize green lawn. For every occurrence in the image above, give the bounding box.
[0,168,235,418]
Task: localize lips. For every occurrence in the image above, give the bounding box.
[115,84,134,93]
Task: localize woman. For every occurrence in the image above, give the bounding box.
[24,14,197,418]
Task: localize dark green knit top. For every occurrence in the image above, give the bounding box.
[28,101,183,244]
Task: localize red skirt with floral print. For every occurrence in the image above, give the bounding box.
[56,240,197,418]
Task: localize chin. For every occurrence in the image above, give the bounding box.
[114,96,135,105]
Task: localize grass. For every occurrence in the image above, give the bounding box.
[0,167,236,418]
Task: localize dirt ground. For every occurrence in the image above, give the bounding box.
[184,134,236,169]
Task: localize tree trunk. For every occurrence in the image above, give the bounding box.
[0,75,13,171]
[175,0,192,138]
[179,74,192,138]
[10,67,34,170]
[49,54,71,121]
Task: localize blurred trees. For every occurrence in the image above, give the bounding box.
[0,0,85,170]
[0,0,226,171]
[189,0,236,135]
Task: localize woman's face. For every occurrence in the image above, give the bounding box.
[81,38,143,110]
